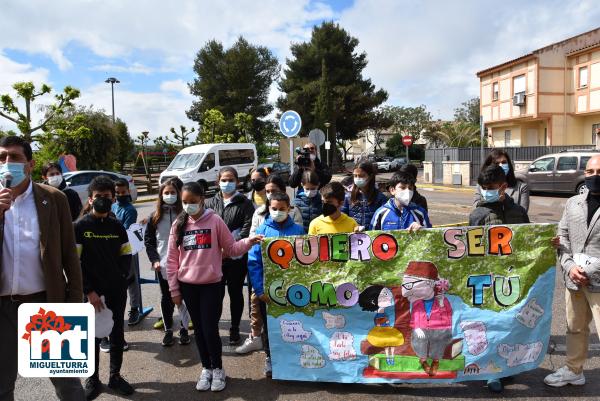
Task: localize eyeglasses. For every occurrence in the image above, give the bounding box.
[402,280,428,290]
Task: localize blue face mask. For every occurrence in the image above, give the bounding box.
[0,162,27,188]
[219,181,236,194]
[481,188,500,203]
[499,163,510,175]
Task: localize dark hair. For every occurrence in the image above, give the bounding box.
[320,182,345,203]
[341,175,354,187]
[478,165,506,187]
[152,181,183,226]
[81,175,115,215]
[387,172,416,189]
[266,174,286,192]
[269,191,290,206]
[301,170,319,186]
[218,166,239,181]
[42,162,62,177]
[114,177,129,189]
[167,177,183,192]
[250,167,268,179]
[399,164,418,181]
[358,285,385,312]
[351,161,377,205]
[0,136,32,161]
[175,182,205,247]
[482,149,517,187]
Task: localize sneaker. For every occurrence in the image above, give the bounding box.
[544,366,585,387]
[108,374,134,396]
[153,318,164,330]
[122,341,129,351]
[162,330,174,346]
[487,378,503,393]
[195,368,212,391]
[188,320,194,330]
[264,357,272,378]
[99,337,110,353]
[84,375,102,400]
[235,336,263,354]
[128,309,141,326]
[229,327,241,345]
[179,328,191,345]
[211,368,226,392]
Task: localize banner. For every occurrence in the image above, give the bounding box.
[262,224,556,383]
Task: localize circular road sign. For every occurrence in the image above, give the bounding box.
[402,135,413,147]
[308,129,326,146]
[279,110,302,138]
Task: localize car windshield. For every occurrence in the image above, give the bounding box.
[167,153,204,170]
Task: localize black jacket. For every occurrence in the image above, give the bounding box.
[205,192,254,239]
[412,188,428,212]
[75,213,133,295]
[48,179,82,221]
[289,157,332,189]
[469,196,530,226]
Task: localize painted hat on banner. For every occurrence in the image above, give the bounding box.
[404,261,439,280]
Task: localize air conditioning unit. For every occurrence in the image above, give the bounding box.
[513,92,526,106]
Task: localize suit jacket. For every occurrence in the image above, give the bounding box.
[558,192,600,292]
[0,182,83,302]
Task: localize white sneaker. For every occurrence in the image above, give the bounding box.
[264,357,272,377]
[195,368,212,391]
[211,368,226,392]
[544,366,585,387]
[235,336,263,354]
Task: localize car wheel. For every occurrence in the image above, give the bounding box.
[576,182,587,195]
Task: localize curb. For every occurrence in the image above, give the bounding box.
[418,184,475,193]
[134,197,158,205]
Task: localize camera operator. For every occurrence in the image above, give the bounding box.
[289,142,331,189]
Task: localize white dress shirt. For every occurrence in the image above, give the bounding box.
[0,181,45,296]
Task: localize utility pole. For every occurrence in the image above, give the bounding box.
[105,77,120,124]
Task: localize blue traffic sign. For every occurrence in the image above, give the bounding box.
[279,110,302,137]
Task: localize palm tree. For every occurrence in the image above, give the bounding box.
[436,122,481,148]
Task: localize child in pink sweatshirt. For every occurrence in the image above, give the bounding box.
[167,182,262,393]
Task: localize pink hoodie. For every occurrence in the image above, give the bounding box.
[166,209,252,297]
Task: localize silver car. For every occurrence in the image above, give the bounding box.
[63,170,138,205]
[516,150,599,194]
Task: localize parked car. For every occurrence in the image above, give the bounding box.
[258,161,291,184]
[390,157,407,171]
[63,170,138,205]
[515,150,600,194]
[159,143,258,193]
[376,157,393,172]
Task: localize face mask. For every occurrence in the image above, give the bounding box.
[92,197,112,214]
[270,210,288,222]
[585,175,600,193]
[309,154,316,161]
[252,180,266,192]
[304,189,318,198]
[481,188,501,203]
[395,189,414,206]
[116,195,131,204]
[47,175,63,188]
[322,203,337,217]
[0,162,27,188]
[499,163,510,175]
[266,192,275,202]
[163,194,178,205]
[220,181,236,194]
[183,203,202,216]
[354,178,368,188]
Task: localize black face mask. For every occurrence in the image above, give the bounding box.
[585,175,600,194]
[116,195,132,204]
[252,181,266,192]
[322,203,337,217]
[93,197,113,214]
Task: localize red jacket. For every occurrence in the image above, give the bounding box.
[410,297,452,330]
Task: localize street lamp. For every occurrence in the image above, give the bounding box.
[324,122,331,166]
[105,77,120,124]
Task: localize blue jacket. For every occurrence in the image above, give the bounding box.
[248,215,305,296]
[342,189,388,230]
[111,201,138,230]
[370,198,432,231]
[293,192,323,233]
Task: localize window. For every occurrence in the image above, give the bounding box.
[593,123,600,145]
[492,82,499,101]
[67,173,95,186]
[513,74,526,95]
[218,149,255,166]
[557,156,577,171]
[504,130,511,147]
[579,66,588,88]
[199,153,215,171]
[168,153,204,170]
[531,157,555,172]
[580,156,591,170]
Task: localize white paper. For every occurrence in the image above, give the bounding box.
[94,296,114,338]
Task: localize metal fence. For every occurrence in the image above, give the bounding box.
[425,145,596,185]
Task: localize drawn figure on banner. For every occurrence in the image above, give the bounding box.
[515,298,544,329]
[359,285,405,364]
[459,321,488,355]
[402,261,454,376]
[497,342,543,367]
[323,312,345,329]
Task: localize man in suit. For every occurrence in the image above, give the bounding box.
[545,154,600,388]
[0,136,85,401]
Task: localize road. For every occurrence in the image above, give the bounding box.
[14,187,600,401]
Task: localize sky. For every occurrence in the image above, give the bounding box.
[1,0,599,141]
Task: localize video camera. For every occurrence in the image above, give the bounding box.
[295,147,313,168]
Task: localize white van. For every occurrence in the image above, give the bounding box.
[159,143,258,193]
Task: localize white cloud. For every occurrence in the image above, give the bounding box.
[159,79,191,98]
[90,62,157,75]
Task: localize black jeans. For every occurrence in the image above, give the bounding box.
[157,271,175,331]
[0,295,85,401]
[221,256,247,330]
[93,287,127,377]
[259,301,270,358]
[180,281,223,369]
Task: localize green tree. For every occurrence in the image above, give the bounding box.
[385,134,424,161]
[365,108,393,154]
[277,22,388,144]
[0,82,80,141]
[169,125,196,148]
[199,109,228,143]
[114,120,134,170]
[454,97,481,126]
[233,112,253,142]
[187,37,279,141]
[436,121,482,147]
[382,105,433,141]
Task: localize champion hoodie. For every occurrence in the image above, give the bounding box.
[166,209,253,297]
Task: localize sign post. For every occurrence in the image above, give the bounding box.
[279,110,302,176]
[402,135,413,164]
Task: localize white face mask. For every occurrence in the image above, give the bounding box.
[395,189,414,206]
[163,194,178,205]
[47,175,63,188]
[270,210,288,222]
[183,203,202,216]
[354,178,368,188]
[304,189,318,198]
[309,153,316,161]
